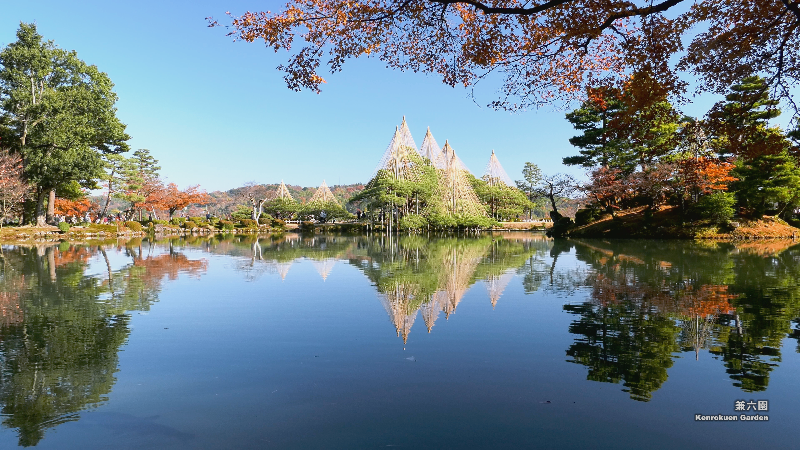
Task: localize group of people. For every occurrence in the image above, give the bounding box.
[54,212,125,225]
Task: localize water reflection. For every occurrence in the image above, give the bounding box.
[0,242,208,446]
[1,235,800,445]
[564,239,800,400]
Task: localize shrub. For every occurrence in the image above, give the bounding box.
[151,219,168,225]
[693,192,735,224]
[271,218,286,228]
[125,221,143,232]
[58,222,70,233]
[189,216,206,225]
[184,220,197,229]
[258,217,271,225]
[399,214,428,230]
[239,219,258,229]
[220,220,235,231]
[574,208,601,226]
[231,207,251,221]
[170,217,186,226]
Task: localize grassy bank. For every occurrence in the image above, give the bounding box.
[564,206,800,239]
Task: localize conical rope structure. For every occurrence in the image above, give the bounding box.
[438,140,466,171]
[398,116,419,155]
[482,150,514,187]
[438,143,486,217]
[373,126,420,181]
[276,180,294,201]
[309,180,337,204]
[419,127,443,168]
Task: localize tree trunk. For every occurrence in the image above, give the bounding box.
[548,191,559,216]
[35,190,47,227]
[46,189,55,224]
[102,179,113,216]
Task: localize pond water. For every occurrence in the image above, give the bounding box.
[1,233,799,449]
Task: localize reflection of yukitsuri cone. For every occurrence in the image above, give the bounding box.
[310,180,336,203]
[379,283,419,344]
[420,127,442,167]
[419,295,441,332]
[276,261,292,280]
[437,246,485,318]
[312,259,336,281]
[482,150,514,187]
[276,180,294,200]
[485,271,514,309]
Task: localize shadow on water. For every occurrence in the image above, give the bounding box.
[1,234,800,444]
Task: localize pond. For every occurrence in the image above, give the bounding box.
[1,233,799,448]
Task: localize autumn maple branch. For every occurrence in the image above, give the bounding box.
[597,0,686,29]
[427,0,575,16]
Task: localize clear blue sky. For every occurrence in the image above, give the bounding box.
[2,1,795,192]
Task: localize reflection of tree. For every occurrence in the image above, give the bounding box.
[351,234,537,343]
[564,280,681,402]
[563,239,800,397]
[0,243,207,446]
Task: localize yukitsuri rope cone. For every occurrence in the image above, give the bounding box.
[374,126,421,181]
[438,143,486,217]
[482,150,515,187]
[275,180,294,200]
[310,180,337,204]
[419,127,443,168]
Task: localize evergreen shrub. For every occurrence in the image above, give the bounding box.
[184,221,197,229]
[693,192,735,224]
[240,219,258,229]
[125,221,142,232]
[575,208,601,226]
[58,222,70,233]
[399,214,428,230]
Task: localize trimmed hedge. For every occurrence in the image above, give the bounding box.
[239,219,258,229]
[184,221,197,229]
[58,222,70,233]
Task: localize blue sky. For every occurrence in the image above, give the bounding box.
[2,1,795,192]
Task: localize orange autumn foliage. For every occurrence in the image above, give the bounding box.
[53,198,95,217]
[677,157,737,195]
[211,1,800,112]
[150,183,211,218]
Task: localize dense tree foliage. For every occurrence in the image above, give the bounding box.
[567,76,799,223]
[0,23,130,225]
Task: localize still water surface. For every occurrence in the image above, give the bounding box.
[1,233,799,448]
